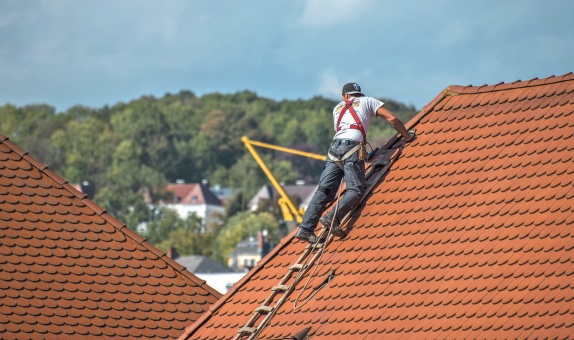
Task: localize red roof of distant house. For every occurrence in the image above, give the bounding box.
[160,183,222,206]
[0,135,222,339]
[179,73,574,339]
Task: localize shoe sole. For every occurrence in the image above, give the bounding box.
[295,233,318,244]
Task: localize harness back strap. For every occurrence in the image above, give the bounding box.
[336,99,367,142]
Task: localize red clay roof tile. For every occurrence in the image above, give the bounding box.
[0,135,222,339]
[179,73,574,339]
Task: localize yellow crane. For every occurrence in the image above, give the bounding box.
[241,136,325,225]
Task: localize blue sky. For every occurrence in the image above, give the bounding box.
[0,0,572,112]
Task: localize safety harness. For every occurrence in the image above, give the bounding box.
[328,98,367,168]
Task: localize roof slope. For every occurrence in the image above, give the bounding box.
[180,73,574,339]
[0,135,222,339]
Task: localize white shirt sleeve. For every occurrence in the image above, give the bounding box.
[366,97,384,117]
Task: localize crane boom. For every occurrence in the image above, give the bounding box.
[241,136,325,224]
[244,138,326,161]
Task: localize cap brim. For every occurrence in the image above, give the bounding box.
[345,91,363,95]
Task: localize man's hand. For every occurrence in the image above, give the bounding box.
[377,106,412,142]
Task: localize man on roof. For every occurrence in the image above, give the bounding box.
[295,82,415,243]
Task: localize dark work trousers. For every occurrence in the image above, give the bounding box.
[299,138,366,231]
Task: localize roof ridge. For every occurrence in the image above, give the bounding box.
[444,72,574,96]
[0,133,222,300]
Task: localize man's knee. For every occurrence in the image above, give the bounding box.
[347,185,364,201]
[317,185,337,201]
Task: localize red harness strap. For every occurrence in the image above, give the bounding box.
[336,99,367,141]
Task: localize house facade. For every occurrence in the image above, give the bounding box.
[148,181,226,228]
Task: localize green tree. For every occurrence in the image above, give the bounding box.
[95,140,166,228]
[0,104,70,170]
[0,104,21,140]
[155,212,217,257]
[0,104,57,146]
[50,117,118,190]
[145,208,184,245]
[110,98,178,177]
[213,212,280,263]
[2,89,419,250]
[301,109,332,152]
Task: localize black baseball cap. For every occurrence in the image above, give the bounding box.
[342,82,363,95]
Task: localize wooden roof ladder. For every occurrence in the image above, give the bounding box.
[235,148,401,340]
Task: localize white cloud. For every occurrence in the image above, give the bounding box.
[318,68,379,99]
[1,0,573,111]
[299,0,374,27]
[318,69,342,98]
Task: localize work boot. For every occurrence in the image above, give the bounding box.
[320,212,347,238]
[319,211,336,228]
[331,225,347,238]
[295,227,318,244]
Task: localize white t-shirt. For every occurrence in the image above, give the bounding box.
[332,96,384,142]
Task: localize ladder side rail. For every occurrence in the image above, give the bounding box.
[248,233,335,340]
[236,148,400,339]
[234,237,320,339]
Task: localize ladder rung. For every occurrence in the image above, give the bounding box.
[272,284,290,291]
[289,264,304,271]
[307,242,324,249]
[255,305,273,313]
[238,327,256,334]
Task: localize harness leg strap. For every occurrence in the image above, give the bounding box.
[328,144,361,170]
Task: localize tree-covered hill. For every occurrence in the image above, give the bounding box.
[0,91,418,260]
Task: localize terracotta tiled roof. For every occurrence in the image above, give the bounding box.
[0,135,222,339]
[179,73,574,339]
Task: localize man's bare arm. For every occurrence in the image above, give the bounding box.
[376,106,413,141]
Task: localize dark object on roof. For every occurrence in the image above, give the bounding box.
[291,327,311,340]
[178,73,574,339]
[0,134,222,339]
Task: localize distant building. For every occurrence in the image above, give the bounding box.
[228,230,274,272]
[209,182,235,207]
[70,180,95,199]
[145,181,225,227]
[166,248,246,294]
[248,182,317,212]
[176,255,233,274]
